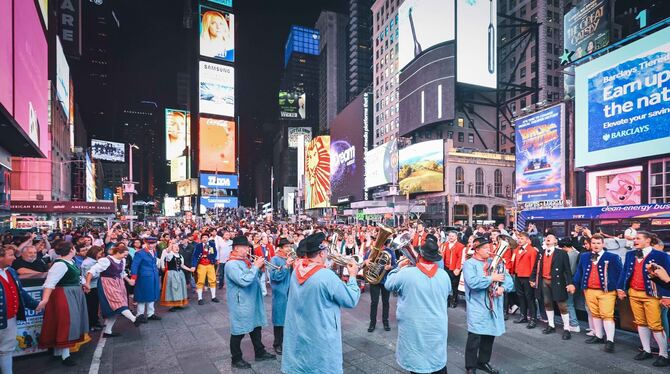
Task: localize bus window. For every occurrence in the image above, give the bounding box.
[548,221,567,238]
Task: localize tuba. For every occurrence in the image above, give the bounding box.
[390,231,416,266]
[363,225,394,284]
[487,235,517,298]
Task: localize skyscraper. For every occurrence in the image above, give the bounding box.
[347,0,374,103]
[315,11,349,132]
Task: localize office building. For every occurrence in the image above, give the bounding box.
[347,0,374,103]
[315,11,348,132]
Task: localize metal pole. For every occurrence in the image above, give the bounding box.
[129,145,134,231]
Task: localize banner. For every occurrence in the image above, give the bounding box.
[515,104,564,203]
[305,136,331,209]
[575,27,670,167]
[564,0,610,60]
[14,286,44,357]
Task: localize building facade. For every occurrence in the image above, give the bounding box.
[315,11,349,132]
[347,0,374,103]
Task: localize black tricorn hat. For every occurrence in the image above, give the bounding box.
[472,237,491,250]
[277,237,292,247]
[298,232,326,255]
[232,235,252,248]
[419,234,442,262]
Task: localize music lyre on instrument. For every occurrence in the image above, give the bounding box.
[363,225,394,284]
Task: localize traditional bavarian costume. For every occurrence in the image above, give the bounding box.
[160,252,189,308]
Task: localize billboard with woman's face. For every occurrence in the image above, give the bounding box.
[165,109,190,160]
[200,5,234,63]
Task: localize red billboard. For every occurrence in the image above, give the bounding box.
[0,0,12,115]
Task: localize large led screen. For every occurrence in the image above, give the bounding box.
[199,117,235,173]
[279,90,306,119]
[330,95,367,204]
[199,5,234,63]
[199,61,234,117]
[564,0,610,61]
[305,136,331,209]
[56,38,70,121]
[365,139,398,189]
[456,0,497,88]
[200,173,238,191]
[91,139,125,163]
[586,166,642,206]
[575,26,670,167]
[514,104,564,204]
[14,0,48,153]
[398,140,444,194]
[0,0,12,115]
[398,0,455,70]
[170,156,188,182]
[165,109,190,160]
[200,196,238,213]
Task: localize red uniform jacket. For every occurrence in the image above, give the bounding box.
[513,244,538,277]
[411,232,429,248]
[253,244,275,260]
[442,241,464,271]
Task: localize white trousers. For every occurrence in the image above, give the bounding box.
[0,318,16,374]
[136,302,155,317]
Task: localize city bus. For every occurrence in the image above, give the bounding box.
[518,203,670,250]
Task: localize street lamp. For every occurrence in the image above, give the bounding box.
[128,143,139,231]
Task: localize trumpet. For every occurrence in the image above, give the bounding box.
[249,254,282,271]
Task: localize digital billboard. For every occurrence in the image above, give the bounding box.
[0,0,12,115]
[564,0,610,61]
[200,173,239,191]
[365,139,398,189]
[287,127,312,148]
[199,61,234,117]
[330,95,368,204]
[398,0,455,70]
[199,116,235,173]
[279,90,306,119]
[305,136,331,209]
[456,0,497,88]
[515,104,564,204]
[398,140,444,194]
[199,5,234,63]
[165,108,190,160]
[170,156,188,182]
[587,166,642,206]
[85,153,96,202]
[575,26,670,167]
[91,139,125,163]
[208,0,232,7]
[200,196,238,213]
[176,179,198,197]
[14,0,48,153]
[56,38,70,121]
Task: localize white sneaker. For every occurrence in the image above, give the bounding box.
[509,305,519,315]
[571,326,581,333]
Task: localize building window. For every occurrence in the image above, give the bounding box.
[547,74,553,86]
[447,131,454,139]
[520,67,526,78]
[468,134,474,143]
[501,135,506,145]
[457,117,465,127]
[456,166,465,194]
[475,168,484,195]
[494,169,503,197]
[649,158,670,203]
[458,132,464,142]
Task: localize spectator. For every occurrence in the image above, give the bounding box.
[12,245,48,278]
[624,221,641,250]
[81,246,105,331]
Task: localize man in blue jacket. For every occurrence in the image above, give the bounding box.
[617,231,670,367]
[568,234,622,352]
[130,237,161,323]
[269,238,295,354]
[0,244,40,374]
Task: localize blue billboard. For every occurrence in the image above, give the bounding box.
[515,104,564,204]
[199,173,238,189]
[200,196,239,212]
[575,26,670,167]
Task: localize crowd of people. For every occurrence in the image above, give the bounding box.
[0,212,669,374]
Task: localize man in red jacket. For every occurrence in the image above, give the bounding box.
[442,231,464,308]
[411,222,428,248]
[513,232,538,329]
[253,234,275,297]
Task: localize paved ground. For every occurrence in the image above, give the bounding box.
[13,285,670,374]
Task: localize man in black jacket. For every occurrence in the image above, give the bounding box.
[530,234,575,340]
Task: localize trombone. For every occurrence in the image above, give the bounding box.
[327,231,361,268]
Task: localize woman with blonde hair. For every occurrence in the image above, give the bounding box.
[200,10,234,61]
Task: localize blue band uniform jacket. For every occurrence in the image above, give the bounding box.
[617,248,670,298]
[224,259,267,335]
[573,251,623,292]
[463,258,514,337]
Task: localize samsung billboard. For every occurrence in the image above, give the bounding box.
[398,0,455,70]
[456,0,497,88]
[575,26,670,167]
[199,61,234,117]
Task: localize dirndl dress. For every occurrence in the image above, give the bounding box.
[97,256,130,317]
[39,259,91,350]
[160,253,189,307]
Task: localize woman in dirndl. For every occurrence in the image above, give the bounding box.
[160,241,194,311]
[36,241,90,367]
[85,244,140,338]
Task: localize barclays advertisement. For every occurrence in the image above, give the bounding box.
[575,26,670,167]
[515,104,564,204]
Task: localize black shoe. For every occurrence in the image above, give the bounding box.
[504,314,509,321]
[368,322,376,332]
[634,351,653,361]
[542,326,556,334]
[654,356,670,367]
[62,357,77,367]
[103,332,120,338]
[477,363,499,374]
[466,369,477,374]
[169,307,179,312]
[147,314,162,321]
[231,360,251,369]
[526,319,537,329]
[273,345,282,355]
[211,297,220,303]
[255,352,276,362]
[562,331,571,340]
[450,301,459,308]
[383,323,391,331]
[585,336,604,344]
[138,315,148,324]
[198,299,205,305]
[604,341,615,353]
[514,317,528,324]
[133,318,142,327]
